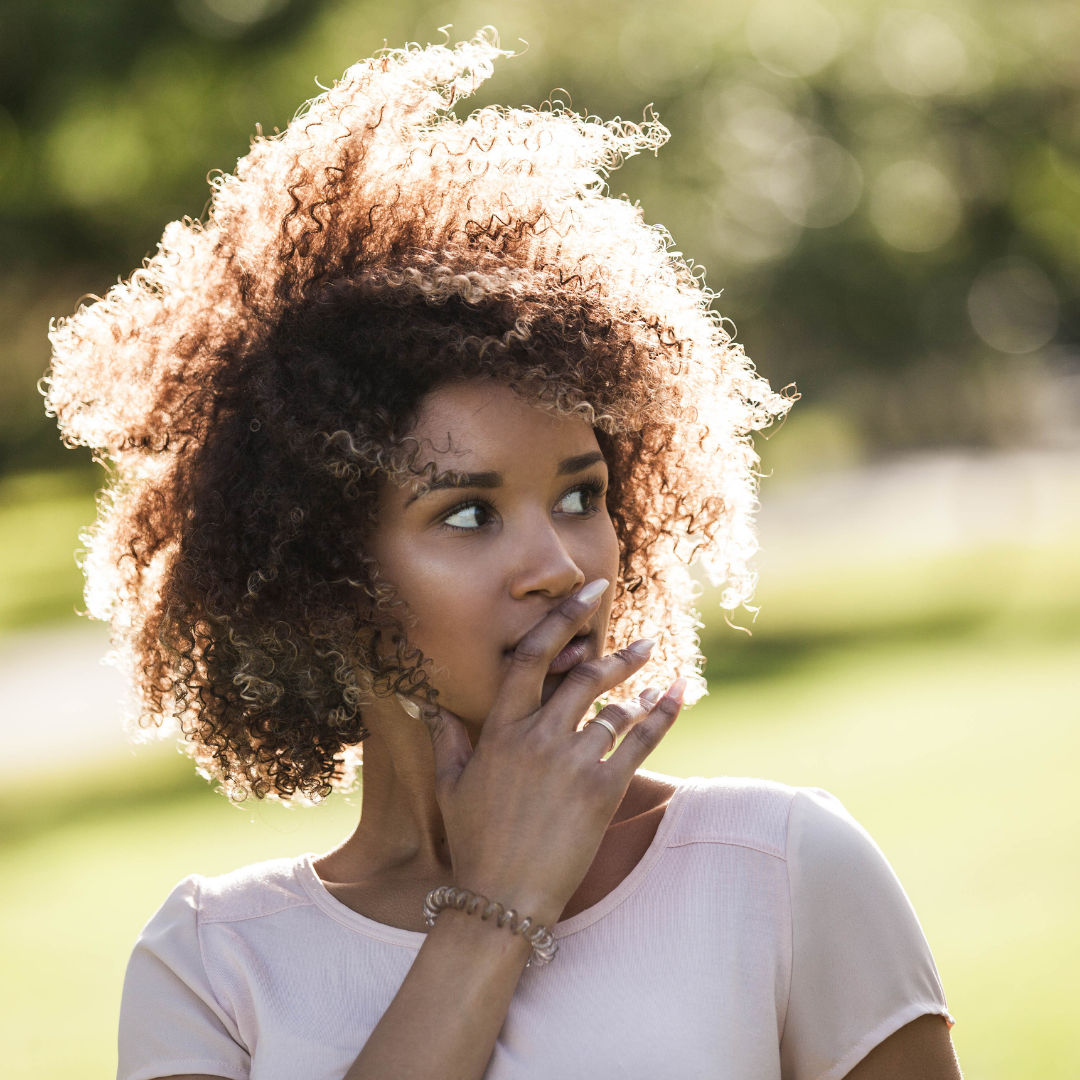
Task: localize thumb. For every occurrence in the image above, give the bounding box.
[423,706,473,795]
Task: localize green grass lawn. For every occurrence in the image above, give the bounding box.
[2,473,1078,1079]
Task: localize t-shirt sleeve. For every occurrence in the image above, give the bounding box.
[117,876,251,1080]
[780,788,952,1080]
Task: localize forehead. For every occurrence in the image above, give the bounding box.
[409,381,600,466]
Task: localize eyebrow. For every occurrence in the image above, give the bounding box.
[404,471,500,507]
[404,451,606,506]
[557,450,606,476]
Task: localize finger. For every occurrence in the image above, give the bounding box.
[423,706,474,798]
[579,691,655,757]
[545,638,656,731]
[608,677,687,773]
[490,577,609,721]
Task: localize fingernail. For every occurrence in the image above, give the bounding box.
[666,677,688,704]
[396,693,422,720]
[640,687,661,704]
[576,579,608,606]
[628,638,656,658]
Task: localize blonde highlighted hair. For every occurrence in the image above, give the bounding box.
[46,35,790,801]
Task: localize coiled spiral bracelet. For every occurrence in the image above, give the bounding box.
[422,885,559,966]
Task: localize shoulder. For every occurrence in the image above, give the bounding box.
[665,773,799,860]
[145,854,314,938]
[783,788,918,922]
[666,776,883,870]
[784,786,886,870]
[120,869,281,1080]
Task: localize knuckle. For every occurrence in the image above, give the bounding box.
[523,728,549,755]
[654,695,680,719]
[512,638,547,665]
[597,702,632,727]
[629,723,662,753]
[566,660,604,686]
[522,723,557,755]
[557,595,586,619]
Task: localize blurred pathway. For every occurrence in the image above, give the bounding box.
[756,448,1080,577]
[0,622,130,779]
[2,448,1079,777]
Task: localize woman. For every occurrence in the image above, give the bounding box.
[47,36,960,1080]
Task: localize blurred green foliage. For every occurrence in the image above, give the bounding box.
[0,469,100,629]
[2,0,1080,476]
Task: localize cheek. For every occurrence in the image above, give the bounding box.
[381,542,485,645]
[579,511,620,585]
[374,537,507,713]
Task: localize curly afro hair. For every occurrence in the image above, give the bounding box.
[45,35,791,803]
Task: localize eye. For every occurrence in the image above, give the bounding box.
[557,489,590,514]
[443,503,487,530]
[555,483,602,516]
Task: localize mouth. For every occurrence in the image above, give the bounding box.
[545,632,591,675]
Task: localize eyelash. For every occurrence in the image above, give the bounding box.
[568,477,607,507]
[440,478,607,533]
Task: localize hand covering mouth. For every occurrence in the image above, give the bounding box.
[545,632,591,675]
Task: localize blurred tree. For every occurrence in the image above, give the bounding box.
[0,0,338,472]
[2,0,1080,476]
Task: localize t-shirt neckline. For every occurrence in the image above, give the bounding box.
[295,776,691,949]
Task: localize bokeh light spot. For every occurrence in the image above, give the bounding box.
[176,0,289,38]
[769,136,863,227]
[745,0,842,78]
[619,5,716,93]
[870,160,961,251]
[968,257,1059,354]
[875,10,968,96]
[710,186,803,264]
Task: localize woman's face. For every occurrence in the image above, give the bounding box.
[367,380,621,727]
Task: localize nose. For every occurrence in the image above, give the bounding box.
[506,516,585,601]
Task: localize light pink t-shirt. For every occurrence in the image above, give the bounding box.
[117,776,951,1080]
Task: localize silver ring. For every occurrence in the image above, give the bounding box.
[584,717,618,755]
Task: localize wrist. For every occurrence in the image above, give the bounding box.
[427,904,534,965]
[427,884,560,965]
[448,877,562,930]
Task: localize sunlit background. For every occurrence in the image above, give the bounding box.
[1,1,1078,1077]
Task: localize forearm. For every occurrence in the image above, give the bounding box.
[342,910,533,1080]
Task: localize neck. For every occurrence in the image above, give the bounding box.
[321,696,455,881]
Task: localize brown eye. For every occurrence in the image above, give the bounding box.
[555,489,591,515]
[444,504,485,529]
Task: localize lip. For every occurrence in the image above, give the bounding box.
[546,633,591,675]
